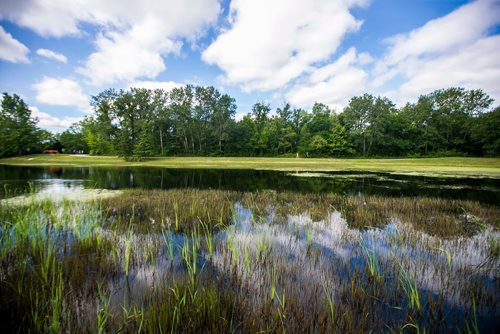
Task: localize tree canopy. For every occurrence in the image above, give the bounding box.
[1,86,498,158]
[0,93,51,158]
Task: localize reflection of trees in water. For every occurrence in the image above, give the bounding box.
[0,166,499,205]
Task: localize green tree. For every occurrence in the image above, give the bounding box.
[58,124,88,153]
[210,91,236,154]
[328,119,353,156]
[133,120,155,157]
[471,106,500,156]
[51,85,499,159]
[308,135,329,156]
[170,85,195,154]
[428,87,493,153]
[341,94,396,156]
[230,114,256,156]
[87,89,118,155]
[251,102,271,155]
[0,93,40,157]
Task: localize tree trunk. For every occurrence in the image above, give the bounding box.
[363,135,366,156]
[159,128,164,155]
[218,131,222,152]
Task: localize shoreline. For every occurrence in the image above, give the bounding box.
[1,154,499,178]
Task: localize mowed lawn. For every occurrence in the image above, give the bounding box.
[1,154,500,177]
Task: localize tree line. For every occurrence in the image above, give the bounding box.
[1,86,499,158]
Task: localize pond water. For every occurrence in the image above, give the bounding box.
[1,165,499,205]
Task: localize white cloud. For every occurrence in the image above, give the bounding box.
[128,80,183,92]
[0,0,85,37]
[202,0,366,91]
[286,0,500,109]
[395,35,500,103]
[77,1,221,85]
[0,0,221,38]
[378,0,500,74]
[286,48,370,109]
[1,0,221,85]
[33,77,90,113]
[36,48,67,63]
[78,25,180,85]
[372,0,500,103]
[0,25,29,63]
[30,106,82,130]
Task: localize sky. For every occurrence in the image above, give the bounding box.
[0,0,499,132]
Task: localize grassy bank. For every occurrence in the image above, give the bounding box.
[1,154,500,177]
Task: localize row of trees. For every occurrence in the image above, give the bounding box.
[76,85,498,157]
[1,86,499,158]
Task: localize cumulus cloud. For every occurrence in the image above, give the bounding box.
[286,48,371,109]
[377,0,500,75]
[0,25,29,63]
[1,0,221,85]
[36,48,67,63]
[33,77,90,113]
[30,106,82,130]
[394,35,500,103]
[0,0,85,37]
[372,0,500,103]
[128,80,183,92]
[78,1,221,85]
[286,0,500,108]
[78,25,180,85]
[202,0,366,91]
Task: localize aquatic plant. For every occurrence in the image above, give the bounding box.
[0,188,498,333]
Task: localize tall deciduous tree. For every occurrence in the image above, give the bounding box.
[251,102,271,155]
[341,94,396,156]
[0,93,39,157]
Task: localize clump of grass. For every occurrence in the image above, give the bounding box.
[359,239,382,281]
[101,189,237,233]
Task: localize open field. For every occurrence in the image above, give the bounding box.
[1,154,500,177]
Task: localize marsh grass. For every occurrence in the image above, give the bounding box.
[0,200,120,332]
[102,189,237,233]
[102,189,499,237]
[0,189,499,333]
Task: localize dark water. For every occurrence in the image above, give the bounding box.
[1,165,499,205]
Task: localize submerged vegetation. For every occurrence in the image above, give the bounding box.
[1,189,498,332]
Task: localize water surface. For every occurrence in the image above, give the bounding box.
[1,165,499,204]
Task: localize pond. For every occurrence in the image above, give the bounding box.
[0,165,499,333]
[1,165,499,204]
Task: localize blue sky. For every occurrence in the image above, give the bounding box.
[0,0,499,131]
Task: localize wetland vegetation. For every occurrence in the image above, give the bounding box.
[1,184,499,332]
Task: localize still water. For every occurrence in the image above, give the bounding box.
[1,165,499,205]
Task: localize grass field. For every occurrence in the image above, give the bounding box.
[1,154,499,177]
